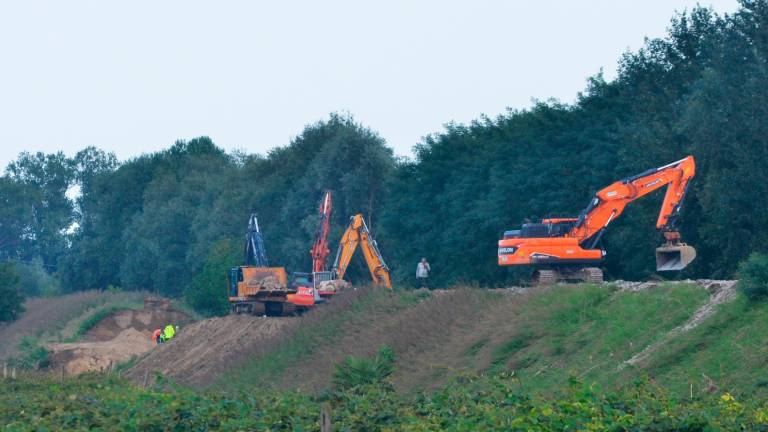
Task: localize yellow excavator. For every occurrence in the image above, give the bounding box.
[329,214,392,289]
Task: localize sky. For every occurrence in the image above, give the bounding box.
[0,1,741,169]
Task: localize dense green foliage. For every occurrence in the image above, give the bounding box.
[4,370,768,431]
[737,253,768,301]
[185,239,240,317]
[1,2,767,306]
[0,262,23,323]
[13,337,50,369]
[333,346,396,392]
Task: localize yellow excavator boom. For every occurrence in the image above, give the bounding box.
[332,214,392,289]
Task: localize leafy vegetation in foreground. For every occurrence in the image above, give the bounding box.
[4,370,768,431]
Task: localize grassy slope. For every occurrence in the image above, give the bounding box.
[220,288,433,392]
[644,295,768,398]
[217,283,768,398]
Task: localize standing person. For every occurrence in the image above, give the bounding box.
[416,257,431,288]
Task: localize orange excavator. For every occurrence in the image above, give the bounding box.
[329,214,392,289]
[498,156,697,284]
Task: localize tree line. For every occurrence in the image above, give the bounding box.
[1,1,767,317]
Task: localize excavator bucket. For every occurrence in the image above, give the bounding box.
[655,244,696,271]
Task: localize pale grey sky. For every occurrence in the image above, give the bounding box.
[0,1,740,168]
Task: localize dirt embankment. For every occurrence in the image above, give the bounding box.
[47,301,191,375]
[127,280,740,392]
[124,314,294,387]
[0,291,145,360]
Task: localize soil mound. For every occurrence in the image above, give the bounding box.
[48,328,154,374]
[124,314,294,387]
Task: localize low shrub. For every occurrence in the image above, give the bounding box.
[738,252,768,302]
[11,336,51,369]
[332,346,395,392]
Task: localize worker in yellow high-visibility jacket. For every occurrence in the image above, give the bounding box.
[161,324,175,342]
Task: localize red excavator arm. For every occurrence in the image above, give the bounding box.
[311,191,333,273]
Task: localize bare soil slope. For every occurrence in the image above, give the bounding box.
[48,329,154,374]
[124,315,295,387]
[0,291,144,360]
[47,302,191,375]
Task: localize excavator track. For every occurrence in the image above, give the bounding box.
[581,267,604,284]
[533,267,603,285]
[532,269,557,285]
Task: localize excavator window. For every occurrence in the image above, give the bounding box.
[548,221,574,236]
[290,272,312,288]
[517,222,575,238]
[228,267,241,297]
[521,223,550,237]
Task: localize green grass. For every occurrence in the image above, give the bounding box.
[463,338,488,357]
[643,294,768,397]
[480,283,711,393]
[212,281,768,403]
[489,332,534,370]
[66,305,133,342]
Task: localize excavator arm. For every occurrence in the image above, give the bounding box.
[331,214,392,289]
[569,156,696,270]
[570,156,695,245]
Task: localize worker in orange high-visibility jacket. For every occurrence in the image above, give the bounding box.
[152,328,162,344]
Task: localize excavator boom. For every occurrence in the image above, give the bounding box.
[244,214,269,267]
[331,214,392,289]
